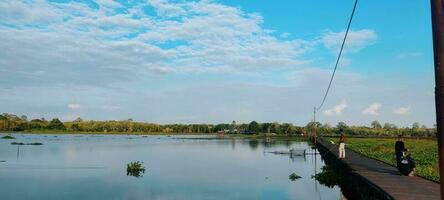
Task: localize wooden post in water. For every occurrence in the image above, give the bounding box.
[313,107,317,145]
[431,0,444,198]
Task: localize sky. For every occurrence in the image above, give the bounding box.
[0,0,436,127]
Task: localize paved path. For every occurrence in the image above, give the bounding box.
[317,138,440,200]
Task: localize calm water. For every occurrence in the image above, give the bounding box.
[0,134,344,200]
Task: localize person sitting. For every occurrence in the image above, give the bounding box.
[398,151,416,176]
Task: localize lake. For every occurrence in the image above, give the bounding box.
[0,134,345,200]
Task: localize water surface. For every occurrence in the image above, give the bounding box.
[0,134,344,200]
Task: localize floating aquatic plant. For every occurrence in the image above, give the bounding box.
[1,135,15,139]
[127,161,146,178]
[11,142,43,145]
[289,173,301,181]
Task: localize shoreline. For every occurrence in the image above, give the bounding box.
[0,131,309,140]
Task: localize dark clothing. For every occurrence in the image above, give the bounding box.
[398,156,416,176]
[396,152,404,167]
[395,141,406,168]
[395,141,405,153]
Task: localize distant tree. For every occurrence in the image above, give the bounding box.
[412,122,420,129]
[270,122,281,134]
[248,121,260,133]
[47,118,65,130]
[383,123,397,130]
[337,122,348,131]
[371,121,382,129]
[231,120,236,133]
[73,117,83,122]
[3,113,20,120]
[262,123,272,133]
[29,119,48,129]
[214,123,230,132]
[0,114,7,120]
[70,123,81,131]
[281,123,292,135]
[321,123,331,129]
[20,115,28,121]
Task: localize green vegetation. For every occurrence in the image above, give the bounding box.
[11,142,43,145]
[313,120,436,137]
[289,173,301,181]
[341,137,439,182]
[0,113,436,137]
[1,135,15,139]
[0,113,308,135]
[127,161,146,178]
[312,165,342,188]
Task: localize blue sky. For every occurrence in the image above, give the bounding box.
[0,0,436,127]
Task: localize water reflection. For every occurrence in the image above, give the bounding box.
[289,173,301,181]
[316,144,391,200]
[313,165,343,188]
[248,140,259,150]
[16,145,19,160]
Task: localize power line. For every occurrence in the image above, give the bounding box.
[316,0,359,111]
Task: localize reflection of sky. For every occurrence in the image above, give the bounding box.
[0,133,340,199]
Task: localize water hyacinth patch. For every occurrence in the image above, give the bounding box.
[127,161,146,178]
[289,173,301,181]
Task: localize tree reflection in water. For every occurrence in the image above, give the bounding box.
[313,164,343,188]
[315,146,392,200]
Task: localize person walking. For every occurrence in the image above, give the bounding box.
[338,131,346,159]
[395,135,405,168]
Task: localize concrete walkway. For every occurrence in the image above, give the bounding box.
[317,138,440,200]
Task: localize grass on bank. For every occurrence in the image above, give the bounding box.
[330,137,439,182]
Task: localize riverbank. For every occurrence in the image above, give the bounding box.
[327,137,439,182]
[1,131,308,140]
[317,138,440,200]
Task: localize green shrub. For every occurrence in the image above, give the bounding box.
[289,173,301,181]
[127,161,146,178]
[1,135,15,139]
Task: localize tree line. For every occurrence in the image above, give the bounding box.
[0,113,436,137]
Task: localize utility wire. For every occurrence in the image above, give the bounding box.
[316,0,359,111]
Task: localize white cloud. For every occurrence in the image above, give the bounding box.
[0,1,435,127]
[0,0,314,89]
[362,103,382,115]
[324,100,347,116]
[67,104,81,110]
[321,29,377,53]
[280,32,290,38]
[102,105,120,111]
[396,52,423,59]
[393,106,411,115]
[289,67,363,90]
